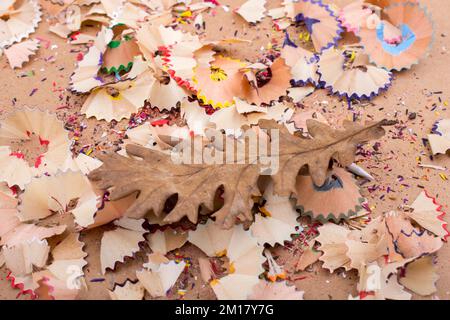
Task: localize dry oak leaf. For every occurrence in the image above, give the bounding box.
[89,140,262,229]
[88,119,392,229]
[270,119,392,197]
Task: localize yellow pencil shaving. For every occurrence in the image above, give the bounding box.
[209,66,228,81]
[299,31,311,42]
[215,249,227,257]
[180,10,192,17]
[210,279,219,286]
[260,207,272,217]
[267,273,286,282]
[268,275,277,282]
[349,50,356,63]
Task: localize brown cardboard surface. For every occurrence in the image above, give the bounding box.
[0,0,449,300]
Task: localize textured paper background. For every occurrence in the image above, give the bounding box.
[0,0,449,300]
